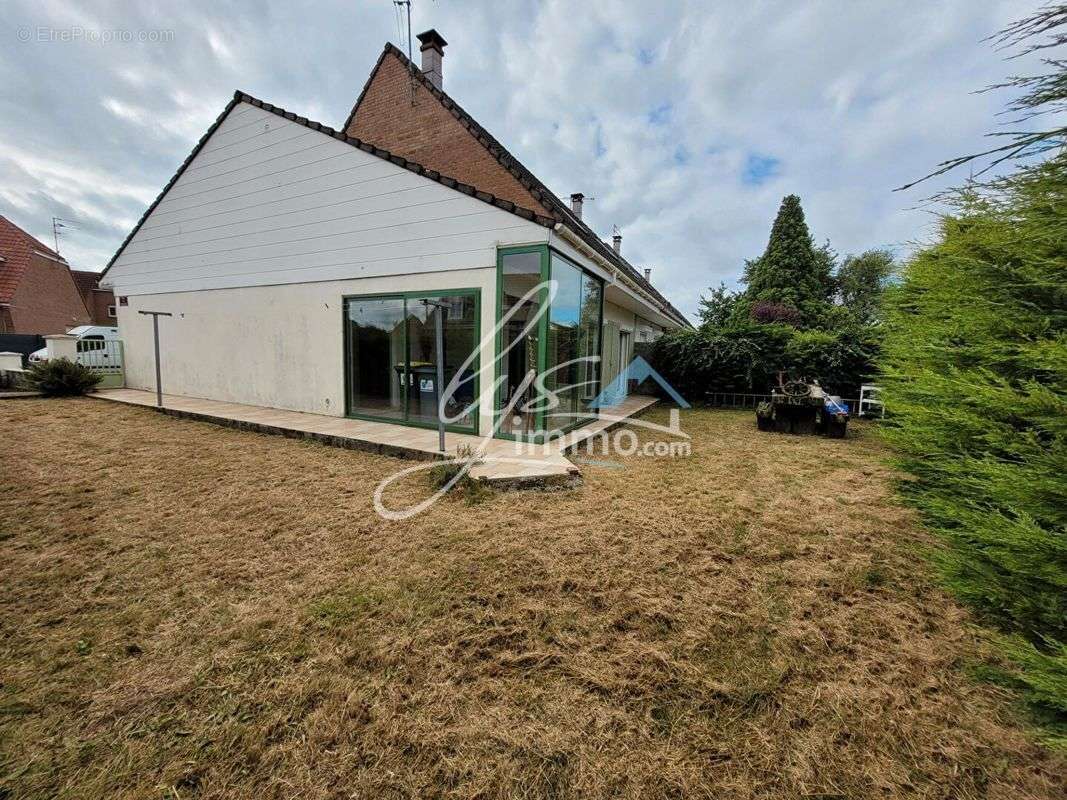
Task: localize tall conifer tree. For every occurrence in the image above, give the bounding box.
[742,194,833,324]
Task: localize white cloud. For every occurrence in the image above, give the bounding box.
[0,0,1050,305]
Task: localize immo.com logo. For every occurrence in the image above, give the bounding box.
[572,420,692,460]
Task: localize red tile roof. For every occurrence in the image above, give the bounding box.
[69,269,103,298]
[0,215,63,304]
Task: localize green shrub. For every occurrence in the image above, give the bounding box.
[20,359,101,396]
[648,322,792,399]
[648,320,878,400]
[784,326,880,396]
[880,160,1067,741]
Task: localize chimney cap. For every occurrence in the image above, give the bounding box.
[417,29,448,52]
[570,192,584,201]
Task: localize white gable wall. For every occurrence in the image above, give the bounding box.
[105,101,548,296]
[105,101,552,427]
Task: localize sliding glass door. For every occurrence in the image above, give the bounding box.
[344,291,479,432]
[495,246,604,440]
[345,297,406,421]
[405,294,478,429]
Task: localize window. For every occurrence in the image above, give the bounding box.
[344,291,480,432]
[107,305,117,318]
[76,336,106,353]
[495,245,603,440]
[497,249,544,437]
[545,253,602,433]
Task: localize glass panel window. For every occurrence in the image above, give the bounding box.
[578,272,603,413]
[346,297,406,421]
[498,251,543,436]
[345,293,479,432]
[545,256,582,434]
[495,247,603,440]
[543,254,603,434]
[405,295,478,429]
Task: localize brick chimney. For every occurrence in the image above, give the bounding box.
[417,29,447,90]
[570,192,584,219]
[612,231,622,254]
[644,268,652,282]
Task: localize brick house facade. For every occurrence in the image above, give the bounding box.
[344,45,548,218]
[0,215,92,334]
[71,270,117,325]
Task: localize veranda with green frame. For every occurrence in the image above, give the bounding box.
[494,244,605,443]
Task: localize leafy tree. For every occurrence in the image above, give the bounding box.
[681,190,889,398]
[836,249,895,323]
[697,282,739,328]
[673,208,887,398]
[813,239,838,304]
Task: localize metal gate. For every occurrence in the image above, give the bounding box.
[78,339,125,389]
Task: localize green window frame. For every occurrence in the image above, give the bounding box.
[495,244,550,441]
[342,288,482,435]
[546,249,604,435]
[494,244,604,442]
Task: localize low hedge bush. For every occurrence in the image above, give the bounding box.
[20,359,101,396]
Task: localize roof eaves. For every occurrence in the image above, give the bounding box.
[101,95,243,277]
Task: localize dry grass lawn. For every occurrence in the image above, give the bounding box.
[0,397,1064,799]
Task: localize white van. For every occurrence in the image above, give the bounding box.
[28,325,121,365]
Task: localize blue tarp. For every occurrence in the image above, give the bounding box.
[824,396,849,416]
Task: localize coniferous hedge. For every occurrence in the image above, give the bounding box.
[880,161,1067,744]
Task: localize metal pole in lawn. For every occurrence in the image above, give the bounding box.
[421,299,447,454]
[138,310,173,408]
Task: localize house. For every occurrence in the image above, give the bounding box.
[0,215,92,335]
[70,270,117,325]
[100,30,689,440]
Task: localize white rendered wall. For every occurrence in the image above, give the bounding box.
[117,267,499,433]
[104,98,678,431]
[603,300,636,333]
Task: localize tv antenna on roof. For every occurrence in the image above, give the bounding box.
[51,216,77,256]
[394,0,416,106]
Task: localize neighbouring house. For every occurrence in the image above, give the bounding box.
[100,30,690,440]
[0,215,92,336]
[70,270,117,325]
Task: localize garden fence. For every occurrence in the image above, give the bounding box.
[703,392,863,416]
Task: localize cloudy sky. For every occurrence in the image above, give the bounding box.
[0,0,1043,317]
